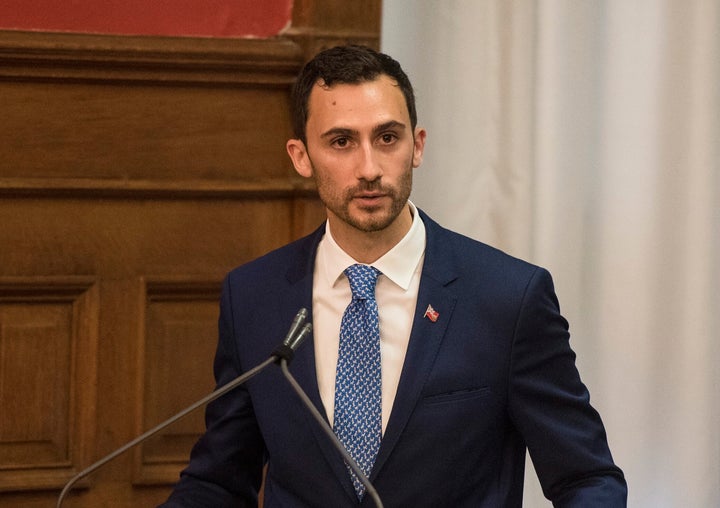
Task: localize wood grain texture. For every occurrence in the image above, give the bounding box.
[0,1,378,505]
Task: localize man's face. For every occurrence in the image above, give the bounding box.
[287,75,426,238]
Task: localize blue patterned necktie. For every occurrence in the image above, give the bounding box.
[333,263,382,499]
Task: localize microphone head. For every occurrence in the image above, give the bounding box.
[282,308,308,346]
[274,311,311,365]
[288,323,312,352]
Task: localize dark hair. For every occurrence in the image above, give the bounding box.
[290,45,417,143]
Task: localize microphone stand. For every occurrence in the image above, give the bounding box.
[57,308,310,508]
[57,357,275,507]
[57,307,385,507]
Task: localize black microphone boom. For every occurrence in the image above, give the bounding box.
[56,308,310,508]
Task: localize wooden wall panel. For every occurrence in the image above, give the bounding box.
[289,0,381,56]
[0,1,380,506]
[1,82,294,181]
[134,279,222,485]
[2,304,72,461]
[0,279,98,492]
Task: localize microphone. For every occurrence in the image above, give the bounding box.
[278,349,384,507]
[283,307,309,345]
[56,308,310,508]
[272,307,310,364]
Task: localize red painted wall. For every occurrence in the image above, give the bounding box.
[0,0,293,38]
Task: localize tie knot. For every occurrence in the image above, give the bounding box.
[344,264,380,301]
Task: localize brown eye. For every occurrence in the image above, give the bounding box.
[380,133,397,144]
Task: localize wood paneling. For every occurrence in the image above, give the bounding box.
[0,278,98,492]
[288,0,381,57]
[0,1,380,506]
[133,278,222,485]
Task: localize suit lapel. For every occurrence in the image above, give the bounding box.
[370,214,459,481]
[280,226,361,502]
[280,225,327,421]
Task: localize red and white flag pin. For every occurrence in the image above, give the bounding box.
[424,304,439,322]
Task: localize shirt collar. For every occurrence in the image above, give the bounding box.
[319,201,426,291]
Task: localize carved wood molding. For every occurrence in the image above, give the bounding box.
[0,276,98,299]
[0,177,318,199]
[0,30,303,86]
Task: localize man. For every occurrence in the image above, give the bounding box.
[162,45,626,507]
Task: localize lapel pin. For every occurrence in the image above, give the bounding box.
[424,304,439,322]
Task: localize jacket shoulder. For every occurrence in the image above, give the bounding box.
[420,210,543,284]
[225,224,323,289]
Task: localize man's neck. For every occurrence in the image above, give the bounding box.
[327,205,413,264]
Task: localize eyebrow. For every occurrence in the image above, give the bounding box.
[319,120,407,140]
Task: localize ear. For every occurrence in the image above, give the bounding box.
[286,138,313,178]
[412,127,427,168]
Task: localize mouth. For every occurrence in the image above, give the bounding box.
[352,192,387,206]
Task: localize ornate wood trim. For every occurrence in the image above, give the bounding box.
[0,30,303,86]
[0,177,318,199]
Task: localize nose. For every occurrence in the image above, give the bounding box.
[355,142,382,181]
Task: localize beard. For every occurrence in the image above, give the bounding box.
[309,158,413,234]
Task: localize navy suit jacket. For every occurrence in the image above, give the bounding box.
[162,211,626,507]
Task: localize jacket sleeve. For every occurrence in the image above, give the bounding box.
[159,276,265,508]
[508,267,627,507]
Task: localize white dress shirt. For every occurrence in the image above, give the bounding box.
[312,202,426,434]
